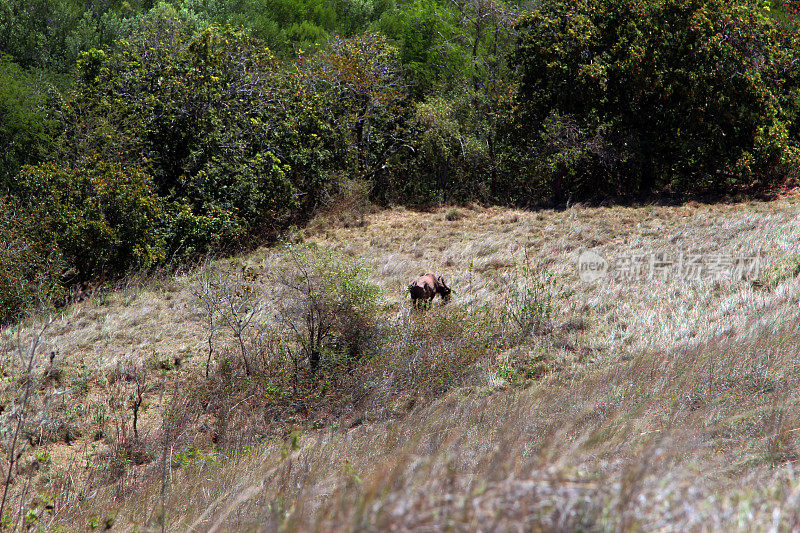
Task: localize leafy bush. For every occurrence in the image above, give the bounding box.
[0,199,63,323]
[273,243,382,371]
[510,0,800,201]
[377,0,517,96]
[67,24,334,258]
[11,158,164,278]
[388,94,497,205]
[302,32,409,189]
[0,55,58,187]
[191,245,383,431]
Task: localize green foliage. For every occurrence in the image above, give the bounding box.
[752,254,800,289]
[35,451,52,466]
[222,0,392,53]
[378,0,516,95]
[117,0,211,40]
[0,0,84,72]
[67,24,313,257]
[388,93,495,204]
[0,0,157,75]
[172,445,219,467]
[374,0,517,205]
[275,243,382,371]
[11,158,164,278]
[0,198,64,324]
[238,0,334,52]
[303,32,409,188]
[510,0,800,201]
[0,55,58,186]
[378,0,447,94]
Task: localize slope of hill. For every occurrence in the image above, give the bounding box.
[4,200,800,530]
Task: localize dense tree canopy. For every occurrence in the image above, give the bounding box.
[0,55,59,186]
[509,0,800,200]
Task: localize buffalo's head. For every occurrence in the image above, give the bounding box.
[437,276,452,301]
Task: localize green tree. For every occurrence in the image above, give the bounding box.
[65,23,338,257]
[510,0,799,201]
[11,158,164,278]
[0,0,146,74]
[0,198,64,323]
[222,0,333,53]
[0,56,57,188]
[303,32,409,198]
[389,94,495,204]
[376,0,516,95]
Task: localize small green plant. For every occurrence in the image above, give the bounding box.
[752,255,800,290]
[35,451,52,466]
[38,493,55,510]
[85,442,97,469]
[264,381,283,402]
[289,431,301,451]
[342,460,361,485]
[72,376,91,396]
[173,446,219,468]
[93,403,107,427]
[444,207,464,221]
[273,244,382,372]
[281,431,302,458]
[500,266,558,342]
[495,363,518,383]
[66,404,83,421]
[23,508,38,526]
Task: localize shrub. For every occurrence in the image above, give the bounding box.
[499,265,560,343]
[67,24,335,258]
[0,55,57,187]
[387,94,494,205]
[273,243,382,371]
[10,158,164,279]
[444,207,463,221]
[510,0,800,200]
[193,261,264,376]
[379,305,497,398]
[0,199,63,323]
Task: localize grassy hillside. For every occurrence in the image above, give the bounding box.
[4,199,800,530]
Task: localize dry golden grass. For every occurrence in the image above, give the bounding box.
[5,199,800,530]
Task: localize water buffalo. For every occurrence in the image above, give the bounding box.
[408,273,451,308]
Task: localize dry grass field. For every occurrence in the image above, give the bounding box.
[5,198,800,531]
